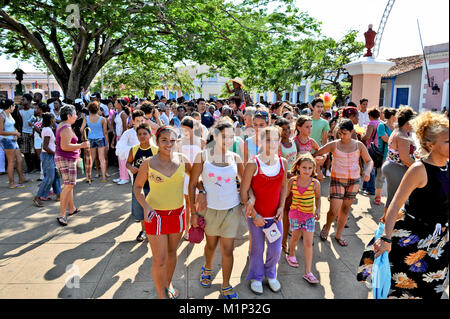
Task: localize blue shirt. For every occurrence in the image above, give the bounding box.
[377,122,392,159]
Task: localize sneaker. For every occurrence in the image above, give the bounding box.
[117,179,129,185]
[267,278,281,293]
[136,230,146,242]
[113,178,121,183]
[249,280,263,295]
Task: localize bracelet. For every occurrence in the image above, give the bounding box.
[198,190,206,194]
[380,236,392,244]
[252,213,261,221]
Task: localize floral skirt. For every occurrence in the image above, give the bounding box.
[357,211,449,299]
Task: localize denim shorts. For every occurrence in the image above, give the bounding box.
[88,137,106,148]
[0,138,19,150]
[131,187,149,221]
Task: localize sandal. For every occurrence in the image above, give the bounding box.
[19,179,32,183]
[200,266,212,288]
[374,196,381,205]
[165,286,179,299]
[303,272,319,284]
[221,286,238,299]
[57,216,68,226]
[8,184,24,189]
[286,255,299,268]
[33,198,43,207]
[68,207,80,216]
[39,196,52,201]
[334,237,349,247]
[282,245,289,255]
[320,225,328,241]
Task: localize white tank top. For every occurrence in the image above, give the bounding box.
[201,151,240,210]
[115,111,125,137]
[253,156,282,177]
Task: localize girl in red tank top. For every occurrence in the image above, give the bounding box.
[240,127,288,295]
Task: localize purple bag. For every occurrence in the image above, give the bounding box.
[188,216,206,244]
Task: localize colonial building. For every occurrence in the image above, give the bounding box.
[0,71,63,100]
[380,42,449,112]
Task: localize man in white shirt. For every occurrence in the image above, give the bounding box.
[358,98,370,128]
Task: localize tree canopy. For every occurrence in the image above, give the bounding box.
[0,0,322,100]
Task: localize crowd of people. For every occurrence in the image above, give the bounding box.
[0,82,448,299]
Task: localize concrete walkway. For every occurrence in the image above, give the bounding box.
[0,168,447,299]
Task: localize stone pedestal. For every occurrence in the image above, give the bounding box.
[344,57,395,108]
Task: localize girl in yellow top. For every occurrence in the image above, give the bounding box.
[134,126,193,300]
[286,153,321,284]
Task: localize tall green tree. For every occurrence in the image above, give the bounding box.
[0,0,320,101]
[91,56,195,98]
[303,31,365,105]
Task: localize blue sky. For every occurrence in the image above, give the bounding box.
[1,0,449,72]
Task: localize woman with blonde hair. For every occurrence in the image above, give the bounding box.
[371,111,448,299]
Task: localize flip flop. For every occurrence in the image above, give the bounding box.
[320,225,328,241]
[19,179,32,183]
[32,198,43,207]
[165,287,179,299]
[8,184,24,189]
[303,272,319,284]
[57,216,68,226]
[68,207,80,216]
[334,237,349,247]
[286,255,299,268]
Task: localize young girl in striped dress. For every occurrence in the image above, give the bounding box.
[286,153,321,284]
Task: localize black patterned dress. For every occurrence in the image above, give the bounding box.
[358,160,449,299]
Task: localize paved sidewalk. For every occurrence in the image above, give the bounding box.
[0,169,447,299]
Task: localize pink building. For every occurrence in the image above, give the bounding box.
[419,43,449,112]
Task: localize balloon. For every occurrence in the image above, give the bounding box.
[319,92,336,111]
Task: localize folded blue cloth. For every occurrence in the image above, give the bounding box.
[372,222,391,299]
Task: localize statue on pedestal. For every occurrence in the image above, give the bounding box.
[12,68,26,96]
[363,24,376,57]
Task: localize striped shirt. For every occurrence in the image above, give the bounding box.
[290,177,316,214]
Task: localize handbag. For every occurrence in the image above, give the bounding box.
[262,219,282,243]
[188,216,205,244]
[367,123,385,168]
[368,142,385,168]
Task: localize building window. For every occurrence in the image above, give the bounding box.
[379,85,385,106]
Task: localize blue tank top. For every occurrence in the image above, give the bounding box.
[86,115,104,139]
[1,111,16,140]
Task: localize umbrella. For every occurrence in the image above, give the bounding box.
[83,127,92,184]
[372,222,391,299]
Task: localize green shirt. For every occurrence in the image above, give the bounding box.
[311,118,330,147]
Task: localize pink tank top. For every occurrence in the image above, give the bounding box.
[331,142,360,179]
[295,136,313,154]
[55,124,79,160]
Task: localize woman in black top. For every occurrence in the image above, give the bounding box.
[373,111,448,299]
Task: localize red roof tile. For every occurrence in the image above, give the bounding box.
[382,55,423,78]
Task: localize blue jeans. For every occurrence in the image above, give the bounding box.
[362,166,376,194]
[36,152,61,198]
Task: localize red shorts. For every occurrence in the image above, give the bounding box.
[144,206,185,236]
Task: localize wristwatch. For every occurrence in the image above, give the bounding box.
[198,190,206,195]
[380,236,392,244]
